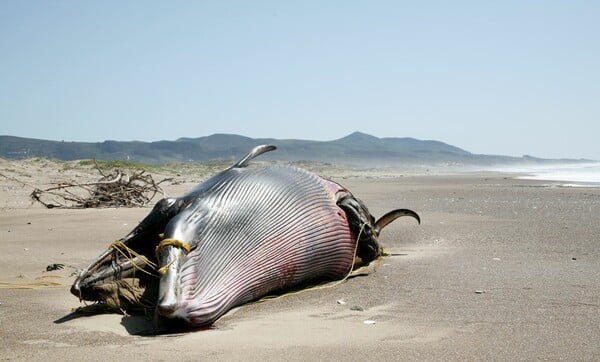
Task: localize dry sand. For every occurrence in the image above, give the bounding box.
[1,159,599,360]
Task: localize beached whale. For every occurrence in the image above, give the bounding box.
[71,145,419,328]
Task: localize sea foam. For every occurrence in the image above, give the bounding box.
[491,163,600,187]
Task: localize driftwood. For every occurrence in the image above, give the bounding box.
[31,163,172,209]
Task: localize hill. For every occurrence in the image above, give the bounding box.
[0,132,589,166]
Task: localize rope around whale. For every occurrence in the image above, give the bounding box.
[155,238,191,275]
[255,222,385,303]
[108,241,160,278]
[74,238,191,316]
[105,228,386,305]
[107,237,192,277]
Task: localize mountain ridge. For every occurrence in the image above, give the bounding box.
[0,132,592,165]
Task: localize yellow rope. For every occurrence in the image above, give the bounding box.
[155,238,192,275]
[105,227,379,299]
[155,238,191,260]
[257,222,381,302]
[157,260,175,275]
[103,238,191,278]
[108,241,159,277]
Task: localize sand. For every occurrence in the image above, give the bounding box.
[1,160,599,361]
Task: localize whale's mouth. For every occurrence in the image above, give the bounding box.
[71,197,188,314]
[70,230,163,315]
[71,245,157,298]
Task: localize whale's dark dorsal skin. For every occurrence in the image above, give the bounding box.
[71,145,420,328]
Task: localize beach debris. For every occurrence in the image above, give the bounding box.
[46,263,65,272]
[571,257,577,261]
[474,289,485,294]
[350,305,365,311]
[336,299,347,305]
[492,257,501,261]
[30,162,172,209]
[363,320,376,325]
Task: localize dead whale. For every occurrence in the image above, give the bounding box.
[71,145,419,328]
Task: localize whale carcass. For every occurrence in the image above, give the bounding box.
[71,145,420,328]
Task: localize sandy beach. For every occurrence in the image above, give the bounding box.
[1,160,599,361]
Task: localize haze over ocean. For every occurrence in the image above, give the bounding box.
[488,162,600,186]
[1,1,599,160]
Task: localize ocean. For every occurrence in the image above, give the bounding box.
[490,162,600,187]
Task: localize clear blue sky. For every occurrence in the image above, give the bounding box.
[1,1,598,159]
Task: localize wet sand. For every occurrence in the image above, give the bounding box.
[1,161,599,360]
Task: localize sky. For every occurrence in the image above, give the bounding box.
[1,1,599,160]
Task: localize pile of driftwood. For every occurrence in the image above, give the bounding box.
[31,165,172,209]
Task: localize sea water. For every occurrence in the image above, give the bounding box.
[491,163,600,187]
